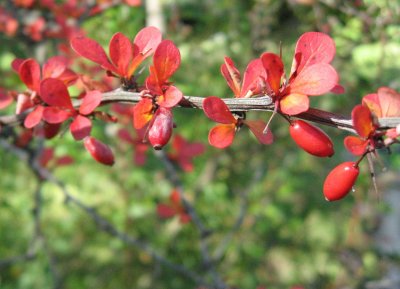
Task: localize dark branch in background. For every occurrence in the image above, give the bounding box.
[0,140,209,288]
[155,150,227,289]
[1,90,399,132]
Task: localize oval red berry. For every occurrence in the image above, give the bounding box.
[83,136,114,166]
[323,162,359,201]
[289,120,334,157]
[148,107,173,150]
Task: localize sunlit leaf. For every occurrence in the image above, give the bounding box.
[109,32,133,77]
[241,59,266,97]
[157,85,183,108]
[261,53,284,95]
[24,105,44,128]
[133,98,154,129]
[19,59,41,92]
[289,63,338,96]
[352,104,375,138]
[344,136,368,156]
[42,107,71,123]
[208,123,236,148]
[79,90,102,115]
[280,93,309,115]
[220,57,241,97]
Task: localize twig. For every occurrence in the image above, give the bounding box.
[1,90,399,131]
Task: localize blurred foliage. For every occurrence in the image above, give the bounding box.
[1,0,400,289]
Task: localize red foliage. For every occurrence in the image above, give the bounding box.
[157,189,191,224]
[168,134,205,172]
[203,96,273,148]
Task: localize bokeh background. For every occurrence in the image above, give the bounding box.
[1,0,400,288]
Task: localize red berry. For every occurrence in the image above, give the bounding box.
[323,162,359,201]
[148,107,173,150]
[83,136,115,166]
[289,120,334,157]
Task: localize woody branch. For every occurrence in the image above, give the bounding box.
[1,90,399,132]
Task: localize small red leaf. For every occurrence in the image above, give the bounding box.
[0,90,13,109]
[56,156,74,166]
[203,96,236,124]
[280,93,309,115]
[11,58,24,73]
[79,90,102,115]
[261,53,284,96]
[157,85,183,108]
[133,26,162,58]
[208,124,236,149]
[40,78,73,109]
[83,136,114,166]
[109,32,133,77]
[16,93,34,114]
[240,59,266,97]
[133,98,154,129]
[289,64,338,96]
[292,32,336,74]
[220,57,241,97]
[244,120,274,145]
[70,115,92,140]
[24,105,44,128]
[344,136,368,156]
[363,87,400,118]
[19,59,41,92]
[352,104,375,138]
[43,122,61,139]
[118,128,135,143]
[71,35,116,73]
[157,204,176,218]
[42,56,67,79]
[42,107,71,123]
[152,40,181,84]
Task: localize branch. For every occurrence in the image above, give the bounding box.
[1,90,399,132]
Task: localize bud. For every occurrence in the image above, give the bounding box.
[148,107,173,150]
[323,162,359,201]
[289,120,334,157]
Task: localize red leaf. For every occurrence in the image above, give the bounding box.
[344,136,368,156]
[24,105,44,128]
[157,204,176,218]
[79,90,102,115]
[40,78,73,109]
[280,93,309,115]
[208,124,236,149]
[109,32,133,77]
[203,96,236,124]
[83,137,114,166]
[363,87,400,118]
[19,59,41,92]
[289,63,338,96]
[352,104,375,138]
[133,26,162,58]
[133,98,154,129]
[117,128,135,143]
[330,84,345,94]
[16,93,34,114]
[43,122,61,139]
[292,32,336,75]
[42,107,71,123]
[261,53,284,96]
[56,156,74,166]
[70,115,92,140]
[0,90,13,109]
[71,35,116,73]
[39,148,54,167]
[220,57,241,97]
[42,56,67,79]
[151,40,181,84]
[244,119,274,145]
[240,59,266,97]
[11,58,24,73]
[157,85,183,108]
